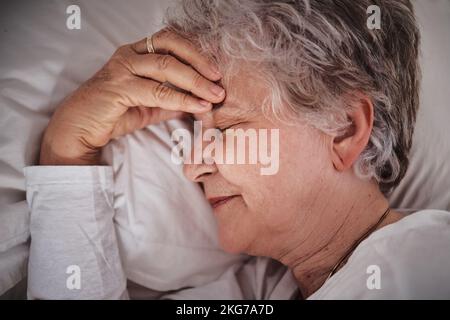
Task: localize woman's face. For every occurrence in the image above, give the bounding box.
[184,67,336,257]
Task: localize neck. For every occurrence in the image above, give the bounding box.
[276,180,404,299]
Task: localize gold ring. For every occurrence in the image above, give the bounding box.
[146,35,155,54]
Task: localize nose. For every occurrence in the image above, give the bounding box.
[183,149,218,182]
[183,131,219,182]
[183,111,218,182]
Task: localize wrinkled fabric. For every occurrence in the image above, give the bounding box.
[23,165,299,299]
[24,165,450,299]
[310,210,450,299]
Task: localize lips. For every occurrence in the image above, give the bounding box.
[208,195,239,209]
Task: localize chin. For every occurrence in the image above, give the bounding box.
[217,225,249,255]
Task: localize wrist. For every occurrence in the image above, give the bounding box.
[39,134,101,166]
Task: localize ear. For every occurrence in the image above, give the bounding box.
[331,95,374,172]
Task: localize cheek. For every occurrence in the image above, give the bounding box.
[213,125,332,254]
[213,164,269,253]
[276,126,332,202]
[231,127,330,206]
[217,163,266,210]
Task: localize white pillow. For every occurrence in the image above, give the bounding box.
[0,0,246,294]
[101,120,245,291]
[388,0,450,211]
[0,0,449,295]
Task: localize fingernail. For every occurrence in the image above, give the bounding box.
[199,99,212,108]
[210,84,225,97]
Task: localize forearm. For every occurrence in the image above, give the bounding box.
[24,166,128,299]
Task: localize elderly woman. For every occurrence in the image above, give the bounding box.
[25,0,450,299]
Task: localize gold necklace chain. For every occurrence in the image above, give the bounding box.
[325,207,391,282]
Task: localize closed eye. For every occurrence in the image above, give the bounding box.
[217,125,232,133]
[217,122,244,133]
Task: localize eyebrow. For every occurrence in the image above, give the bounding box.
[212,98,241,113]
[191,101,237,122]
[211,102,255,128]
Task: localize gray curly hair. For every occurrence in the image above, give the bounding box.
[165,0,420,194]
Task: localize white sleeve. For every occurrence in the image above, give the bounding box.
[24,166,128,300]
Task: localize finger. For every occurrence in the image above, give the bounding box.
[111,107,184,138]
[126,53,225,103]
[118,77,213,113]
[130,37,148,54]
[131,30,222,81]
[147,107,186,123]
